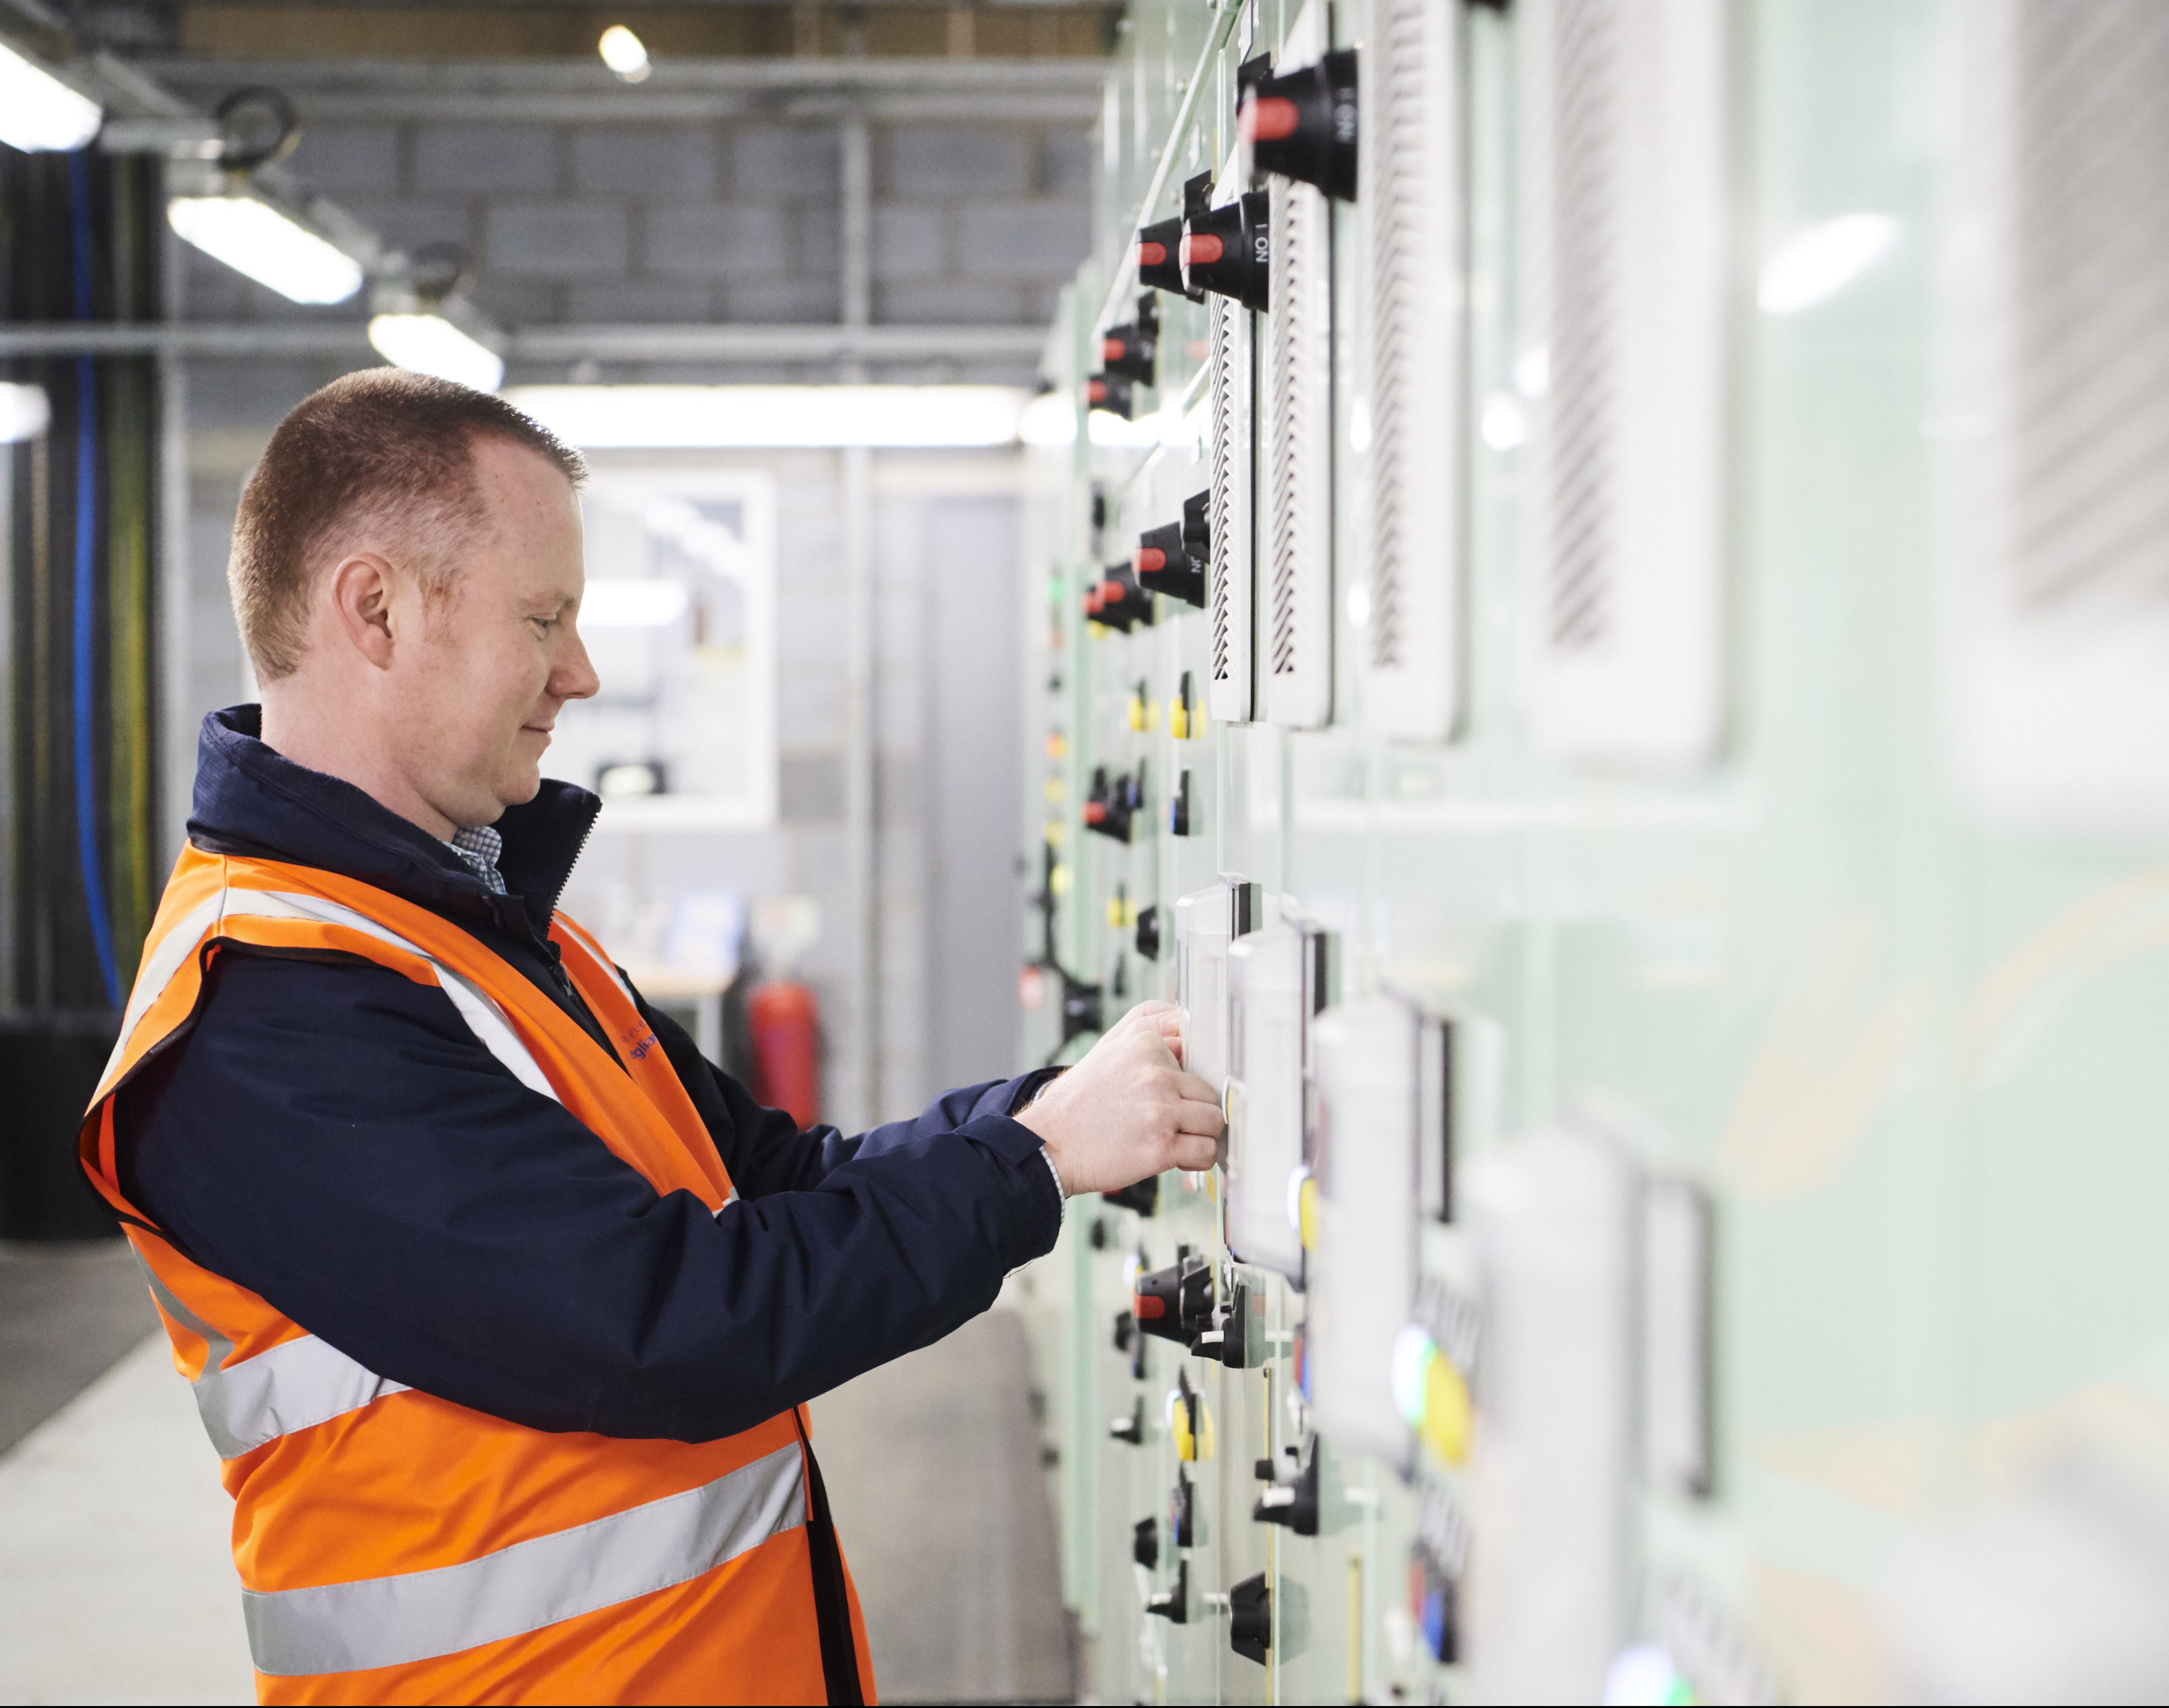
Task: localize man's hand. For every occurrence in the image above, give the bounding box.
[1015,1000,1225,1196]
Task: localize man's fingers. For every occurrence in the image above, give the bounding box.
[1167,1132,1220,1171]
[1171,1097,1227,1136]
[1171,1070,1218,1106]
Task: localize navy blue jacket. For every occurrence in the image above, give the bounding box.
[114,707,1062,1443]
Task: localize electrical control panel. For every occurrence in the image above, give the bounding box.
[1011,0,2169,1701]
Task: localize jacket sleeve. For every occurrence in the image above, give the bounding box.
[632,986,1063,1199]
[116,948,1064,1444]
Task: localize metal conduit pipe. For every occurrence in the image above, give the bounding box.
[838,106,878,1130]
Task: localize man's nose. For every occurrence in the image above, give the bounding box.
[555,628,602,701]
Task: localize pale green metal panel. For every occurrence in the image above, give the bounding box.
[1019,0,2169,1699]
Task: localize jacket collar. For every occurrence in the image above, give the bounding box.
[187,705,601,941]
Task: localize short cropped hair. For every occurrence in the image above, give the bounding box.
[229,368,586,681]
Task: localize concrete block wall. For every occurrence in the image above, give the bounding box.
[180,111,1093,383]
[179,414,1025,1128]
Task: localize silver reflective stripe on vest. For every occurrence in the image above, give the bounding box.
[244,1441,808,1677]
[106,885,562,1106]
[138,1258,409,1460]
[101,891,229,1089]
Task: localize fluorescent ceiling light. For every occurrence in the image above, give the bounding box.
[1018,390,1077,447]
[168,196,364,305]
[0,42,102,153]
[368,313,505,393]
[1022,390,1196,450]
[504,385,1032,449]
[1758,213,1901,315]
[0,382,51,444]
[598,25,651,82]
[582,579,689,628]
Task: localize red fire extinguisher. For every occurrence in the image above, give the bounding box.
[747,979,822,1130]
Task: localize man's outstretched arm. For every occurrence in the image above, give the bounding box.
[117,950,1217,1443]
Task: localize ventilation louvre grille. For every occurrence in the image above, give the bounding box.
[1359,0,1463,739]
[1546,0,1621,655]
[1958,0,2169,820]
[1208,290,1256,723]
[1999,2,2169,619]
[1262,171,1334,728]
[1526,0,1727,766]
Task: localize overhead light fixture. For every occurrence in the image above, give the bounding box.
[1758,213,1901,315]
[0,383,51,444]
[581,579,689,628]
[368,313,505,393]
[168,196,364,304]
[503,385,1032,449]
[0,41,102,153]
[598,25,652,83]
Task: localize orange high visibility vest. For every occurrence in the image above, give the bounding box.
[79,842,876,1707]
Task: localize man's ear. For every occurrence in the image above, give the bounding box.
[326,552,400,670]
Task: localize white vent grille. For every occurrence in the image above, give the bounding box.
[1524,0,1727,765]
[1262,172,1335,727]
[1959,0,2169,822]
[1208,289,1257,724]
[1358,0,1463,740]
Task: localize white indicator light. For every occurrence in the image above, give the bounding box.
[367,313,505,393]
[599,25,652,82]
[168,196,364,305]
[1757,213,1900,315]
[0,43,102,153]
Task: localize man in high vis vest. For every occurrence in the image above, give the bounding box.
[80,370,1225,1706]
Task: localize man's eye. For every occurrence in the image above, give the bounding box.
[531,615,560,632]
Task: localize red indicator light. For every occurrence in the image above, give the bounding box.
[1180,233,1224,265]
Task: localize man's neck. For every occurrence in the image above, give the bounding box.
[259,688,459,840]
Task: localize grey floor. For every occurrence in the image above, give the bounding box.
[813,1307,1076,1704]
[0,1237,161,1454]
[0,1252,1072,1706]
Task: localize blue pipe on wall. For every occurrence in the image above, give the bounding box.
[68,149,120,1008]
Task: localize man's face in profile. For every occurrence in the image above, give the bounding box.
[399,437,600,827]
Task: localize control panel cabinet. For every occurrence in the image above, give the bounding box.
[1009,0,2136,1700]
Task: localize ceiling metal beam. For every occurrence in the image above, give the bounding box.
[141,53,1107,121]
[0,321,1048,362]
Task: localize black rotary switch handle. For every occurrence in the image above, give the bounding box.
[1108,1395,1146,1445]
[1168,1465,1197,1548]
[1084,372,1136,420]
[1190,1276,1256,1368]
[1133,522,1203,610]
[1082,567,1148,635]
[1102,295,1160,383]
[1137,174,1214,299]
[1181,191,1270,313]
[1252,1433,1321,1536]
[1133,1250,1215,1343]
[1133,1516,1160,1571]
[1181,489,1210,563]
[1101,1175,1159,1215]
[1136,213,1186,296]
[1242,48,1359,203]
[1230,1572,1271,1664]
[1146,1557,1190,1623]
[1100,321,1157,385]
